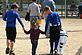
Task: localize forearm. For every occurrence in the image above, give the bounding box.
[24,30,30,34]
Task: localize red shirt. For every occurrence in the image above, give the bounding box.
[24,28,45,40]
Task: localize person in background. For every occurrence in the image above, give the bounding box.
[27,0,41,28]
[3,3,25,55]
[78,2,82,19]
[42,0,56,12]
[24,22,45,55]
[70,1,77,16]
[43,6,62,54]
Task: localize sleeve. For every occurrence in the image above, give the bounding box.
[24,29,31,34]
[3,13,7,21]
[45,16,50,32]
[36,5,41,19]
[27,5,30,12]
[58,14,62,28]
[40,30,46,34]
[16,13,24,28]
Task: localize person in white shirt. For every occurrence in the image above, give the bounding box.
[27,0,41,28]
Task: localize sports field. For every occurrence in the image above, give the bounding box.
[0,18,82,55]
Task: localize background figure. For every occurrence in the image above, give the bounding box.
[78,2,82,19]
[70,1,77,16]
[42,0,56,12]
[27,0,41,28]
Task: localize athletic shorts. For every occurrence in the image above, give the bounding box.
[6,27,17,42]
[50,26,60,42]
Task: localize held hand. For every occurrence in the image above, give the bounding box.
[23,27,27,33]
[46,32,50,38]
[23,27,25,31]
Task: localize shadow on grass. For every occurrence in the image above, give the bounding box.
[0,37,48,40]
[39,53,57,55]
[76,46,82,55]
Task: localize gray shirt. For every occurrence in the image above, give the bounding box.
[27,2,40,16]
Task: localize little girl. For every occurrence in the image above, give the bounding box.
[24,22,45,55]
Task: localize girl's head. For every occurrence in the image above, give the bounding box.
[11,3,19,11]
[32,22,38,29]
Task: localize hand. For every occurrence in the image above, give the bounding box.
[23,27,27,33]
[46,32,50,38]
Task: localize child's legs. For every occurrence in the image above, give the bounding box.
[6,28,10,48]
[50,41,53,53]
[6,39,10,48]
[6,27,16,50]
[31,40,38,55]
[50,26,60,51]
[10,28,16,50]
[55,41,59,50]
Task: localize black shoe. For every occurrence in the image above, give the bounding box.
[5,48,10,54]
[50,50,53,54]
[9,50,15,55]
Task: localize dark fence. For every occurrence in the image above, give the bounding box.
[56,5,79,18]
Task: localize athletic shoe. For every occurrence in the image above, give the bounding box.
[50,50,53,54]
[9,50,15,55]
[55,50,58,55]
[5,48,10,54]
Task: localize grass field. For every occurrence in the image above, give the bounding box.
[0,18,82,55]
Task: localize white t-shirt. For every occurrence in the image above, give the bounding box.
[27,2,40,16]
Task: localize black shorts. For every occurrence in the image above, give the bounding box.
[50,26,60,42]
[6,27,17,42]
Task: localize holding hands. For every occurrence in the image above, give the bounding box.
[46,32,50,38]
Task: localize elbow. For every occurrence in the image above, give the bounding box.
[3,18,6,21]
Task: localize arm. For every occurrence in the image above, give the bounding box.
[45,16,50,32]
[58,14,62,28]
[16,13,24,28]
[3,13,7,21]
[24,29,31,34]
[37,5,41,19]
[27,5,30,13]
[40,30,46,34]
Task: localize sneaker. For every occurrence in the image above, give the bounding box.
[9,50,15,55]
[55,50,58,55]
[50,50,53,54]
[5,48,10,54]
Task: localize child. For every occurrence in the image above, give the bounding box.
[43,6,62,54]
[57,29,68,55]
[24,22,45,55]
[3,3,25,55]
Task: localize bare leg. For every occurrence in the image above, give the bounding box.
[10,41,14,50]
[6,39,10,48]
[6,39,10,54]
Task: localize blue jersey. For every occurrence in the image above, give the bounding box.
[45,12,62,32]
[3,10,24,28]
